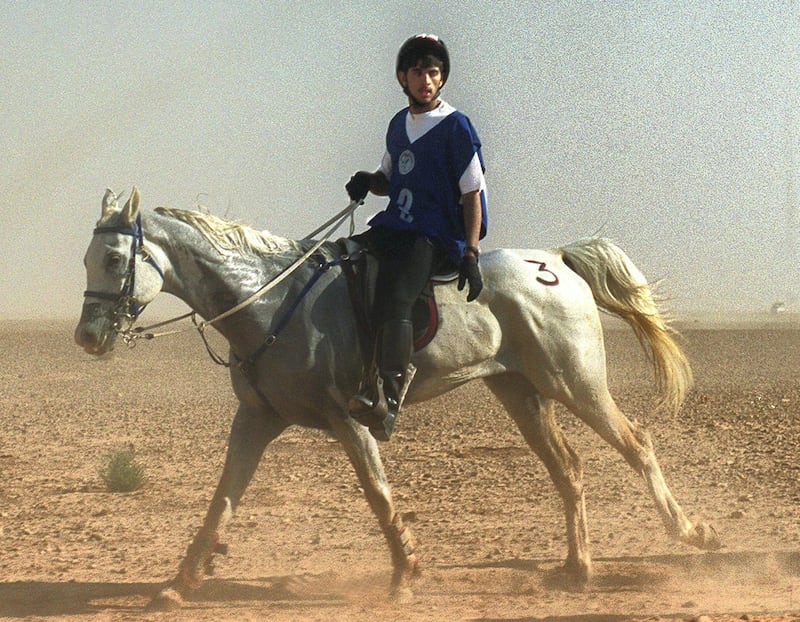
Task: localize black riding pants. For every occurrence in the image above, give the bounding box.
[367,227,441,327]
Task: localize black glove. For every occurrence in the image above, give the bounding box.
[458,254,483,302]
[346,171,372,202]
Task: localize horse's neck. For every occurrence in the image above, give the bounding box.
[144,211,296,324]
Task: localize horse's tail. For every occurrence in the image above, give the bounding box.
[559,237,692,414]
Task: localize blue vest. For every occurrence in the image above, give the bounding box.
[369,107,487,262]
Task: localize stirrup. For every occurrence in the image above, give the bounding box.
[348,377,397,441]
[349,375,387,419]
[348,393,377,416]
[350,400,398,442]
[369,406,398,442]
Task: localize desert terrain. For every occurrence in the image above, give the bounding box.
[0,316,798,621]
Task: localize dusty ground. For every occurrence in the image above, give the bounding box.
[0,317,798,621]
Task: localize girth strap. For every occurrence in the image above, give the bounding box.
[235,247,365,391]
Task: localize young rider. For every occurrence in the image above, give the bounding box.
[345,33,488,441]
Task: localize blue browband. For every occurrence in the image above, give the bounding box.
[84,213,164,320]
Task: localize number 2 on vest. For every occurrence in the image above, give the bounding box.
[396,189,414,223]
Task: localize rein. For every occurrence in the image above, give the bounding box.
[193,199,359,331]
[234,246,364,375]
[116,200,361,361]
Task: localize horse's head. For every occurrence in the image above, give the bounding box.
[75,187,166,355]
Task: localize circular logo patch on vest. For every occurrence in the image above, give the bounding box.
[398,150,415,175]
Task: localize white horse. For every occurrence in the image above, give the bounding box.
[74,187,720,611]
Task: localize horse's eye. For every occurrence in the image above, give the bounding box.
[106,253,125,271]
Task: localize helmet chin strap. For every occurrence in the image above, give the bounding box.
[406,87,444,112]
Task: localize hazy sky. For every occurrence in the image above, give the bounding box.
[2,1,798,319]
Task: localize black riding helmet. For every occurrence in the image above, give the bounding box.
[395,34,450,94]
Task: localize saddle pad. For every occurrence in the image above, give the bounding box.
[337,237,442,352]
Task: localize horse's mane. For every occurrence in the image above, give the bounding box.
[154,206,303,256]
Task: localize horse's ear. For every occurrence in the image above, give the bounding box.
[100,188,118,220]
[121,186,140,226]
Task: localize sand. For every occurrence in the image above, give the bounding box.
[0,318,798,621]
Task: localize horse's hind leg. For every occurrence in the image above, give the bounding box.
[484,373,592,586]
[149,406,287,611]
[327,414,419,600]
[569,389,721,551]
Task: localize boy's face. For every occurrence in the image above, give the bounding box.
[398,62,444,111]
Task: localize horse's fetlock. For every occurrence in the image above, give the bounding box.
[382,512,418,572]
[177,567,203,591]
[630,420,654,449]
[399,529,416,557]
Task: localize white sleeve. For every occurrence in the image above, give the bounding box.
[459,153,486,196]
[379,151,392,179]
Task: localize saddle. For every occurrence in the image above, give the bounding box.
[336,237,457,357]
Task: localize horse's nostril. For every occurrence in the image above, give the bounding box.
[75,315,111,347]
[75,325,94,348]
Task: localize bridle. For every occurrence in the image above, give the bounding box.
[83,212,165,336]
[81,198,359,359]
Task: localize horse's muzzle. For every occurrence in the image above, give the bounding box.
[74,303,118,354]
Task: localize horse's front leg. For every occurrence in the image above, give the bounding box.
[149,405,286,611]
[327,414,419,600]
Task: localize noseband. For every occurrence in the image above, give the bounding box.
[83,213,165,333]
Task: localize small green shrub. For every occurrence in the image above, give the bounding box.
[98,446,146,492]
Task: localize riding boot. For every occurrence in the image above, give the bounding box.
[348,319,413,441]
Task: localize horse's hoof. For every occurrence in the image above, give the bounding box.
[560,560,593,592]
[695,522,723,551]
[566,571,591,592]
[146,587,184,612]
[391,585,414,604]
[389,556,419,603]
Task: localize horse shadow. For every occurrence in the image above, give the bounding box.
[0,551,796,618]
[438,548,800,594]
[433,549,800,622]
[0,574,348,618]
[0,580,158,617]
